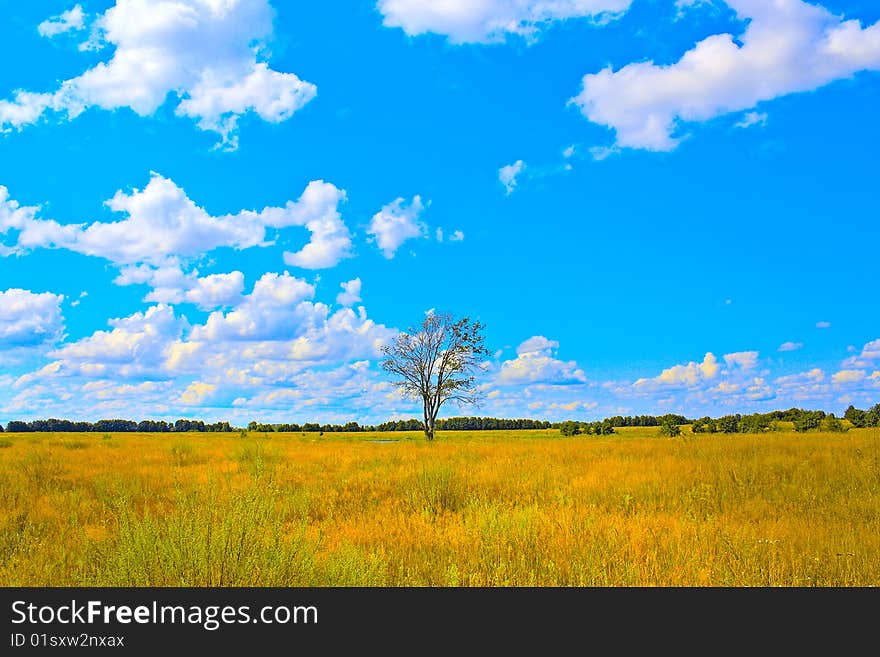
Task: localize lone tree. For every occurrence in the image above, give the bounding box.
[381,312,489,441]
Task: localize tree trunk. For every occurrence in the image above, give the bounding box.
[423,400,433,441]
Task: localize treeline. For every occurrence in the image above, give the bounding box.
[246,421,366,433]
[374,417,553,431]
[439,417,552,430]
[1,405,876,435]
[0,418,234,433]
[555,413,689,436]
[690,405,880,434]
[591,414,689,428]
[245,417,554,433]
[844,404,880,428]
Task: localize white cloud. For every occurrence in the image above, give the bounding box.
[735,110,768,129]
[816,321,832,329]
[712,376,773,401]
[184,272,245,310]
[843,338,880,368]
[517,335,559,355]
[8,275,400,421]
[38,5,86,38]
[723,350,759,370]
[368,196,426,258]
[563,145,576,159]
[178,381,217,406]
[1,175,352,304]
[190,272,316,342]
[832,369,865,384]
[3,0,317,149]
[497,336,586,385]
[499,160,525,195]
[449,229,464,242]
[775,368,825,385]
[279,182,353,269]
[0,289,65,349]
[778,341,803,352]
[27,304,186,381]
[8,174,347,267]
[377,0,632,44]
[336,278,362,306]
[70,291,88,308]
[570,0,880,151]
[637,352,720,387]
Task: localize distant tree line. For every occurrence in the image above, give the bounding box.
[0,418,234,433]
[844,404,880,428]
[687,407,878,434]
[438,417,552,430]
[559,419,616,436]
[595,414,689,427]
[1,405,876,435]
[246,421,367,433]
[246,417,554,433]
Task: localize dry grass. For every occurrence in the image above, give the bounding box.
[0,427,878,586]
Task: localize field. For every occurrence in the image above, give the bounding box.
[1,427,878,586]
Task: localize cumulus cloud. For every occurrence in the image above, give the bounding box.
[38,5,86,38]
[831,369,865,385]
[377,0,632,43]
[499,160,525,195]
[775,368,825,385]
[163,272,397,378]
[179,381,217,406]
[279,182,353,269]
[5,174,348,266]
[189,272,316,343]
[368,196,426,258]
[2,0,317,149]
[778,341,803,352]
[816,321,832,329]
[723,350,759,370]
[1,174,352,305]
[517,336,559,355]
[842,338,880,369]
[636,352,720,388]
[9,273,400,421]
[570,0,880,151]
[497,336,586,385]
[336,278,362,306]
[22,304,186,382]
[711,376,774,401]
[0,289,65,349]
[184,272,245,310]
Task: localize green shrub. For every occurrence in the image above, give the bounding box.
[659,417,682,437]
[559,421,581,437]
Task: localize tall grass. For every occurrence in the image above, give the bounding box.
[88,482,315,586]
[0,428,878,586]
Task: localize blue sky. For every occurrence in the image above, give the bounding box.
[0,0,878,425]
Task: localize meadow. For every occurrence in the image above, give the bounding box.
[1,426,878,586]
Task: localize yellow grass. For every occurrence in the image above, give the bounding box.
[1,427,878,586]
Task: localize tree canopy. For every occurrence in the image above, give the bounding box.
[380,312,489,440]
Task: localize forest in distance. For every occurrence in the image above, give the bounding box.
[2,403,878,435]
